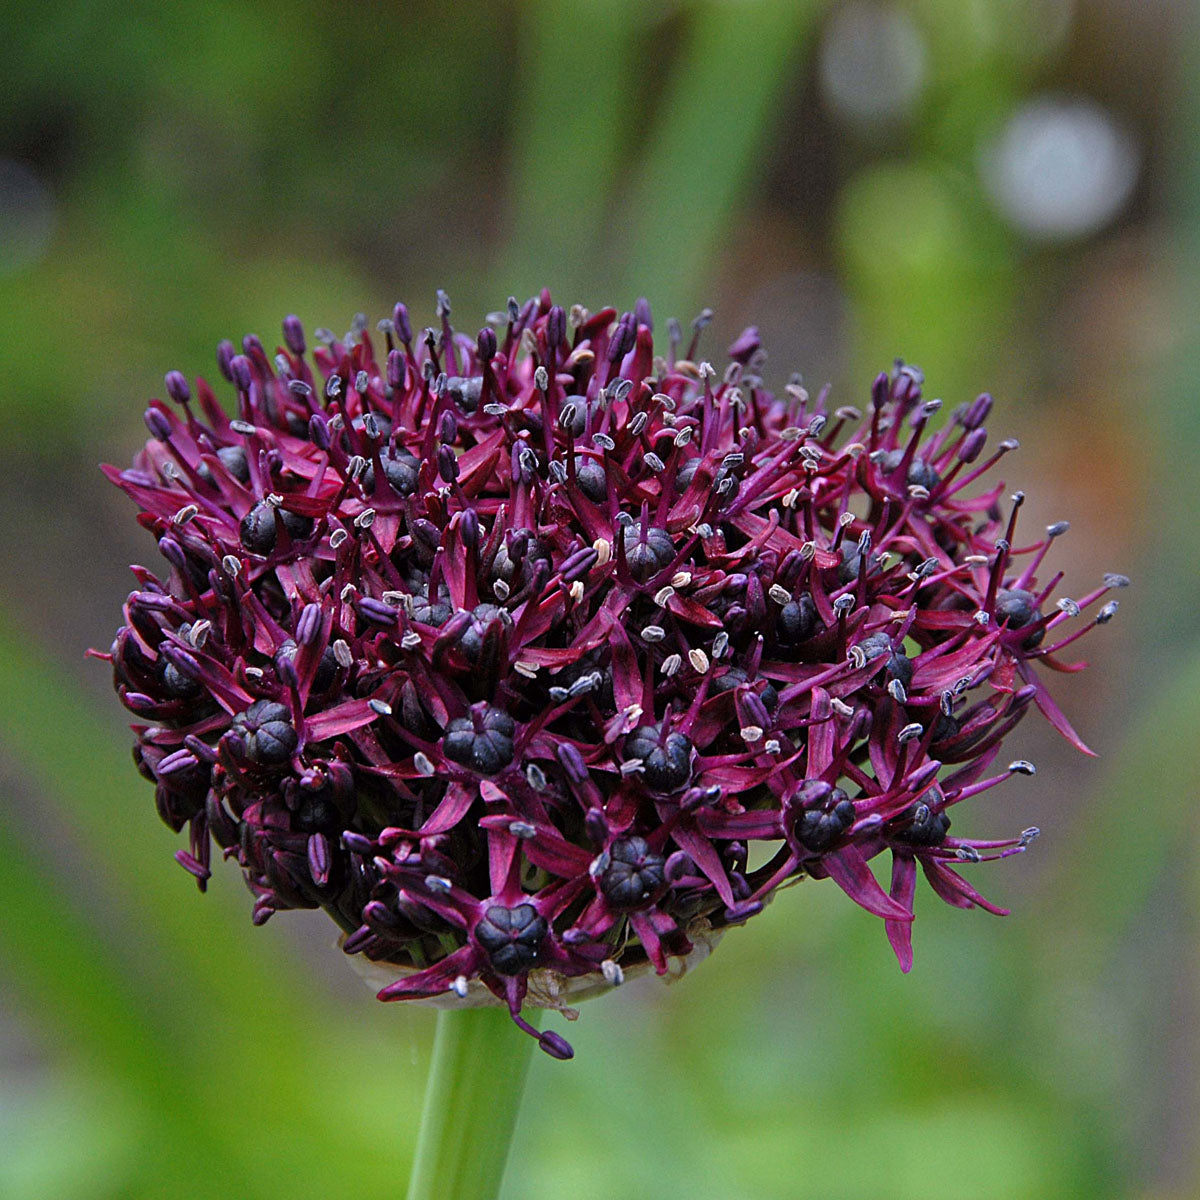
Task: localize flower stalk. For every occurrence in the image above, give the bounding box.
[407,1005,538,1200]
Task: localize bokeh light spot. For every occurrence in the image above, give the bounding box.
[819,1,926,128]
[980,95,1139,240]
[0,159,56,275]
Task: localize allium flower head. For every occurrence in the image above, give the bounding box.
[100,293,1125,1059]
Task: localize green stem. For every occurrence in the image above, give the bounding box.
[406,1006,539,1200]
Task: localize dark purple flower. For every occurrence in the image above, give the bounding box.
[99,298,1124,1058]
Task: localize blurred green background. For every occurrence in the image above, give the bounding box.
[1,1,1195,1197]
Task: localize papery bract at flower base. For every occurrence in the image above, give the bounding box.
[99,293,1126,1058]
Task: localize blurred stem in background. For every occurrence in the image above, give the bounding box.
[499,0,643,303]
[616,0,824,318]
[502,0,825,317]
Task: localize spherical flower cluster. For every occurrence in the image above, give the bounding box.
[101,292,1125,1059]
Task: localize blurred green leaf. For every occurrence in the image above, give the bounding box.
[0,619,429,1196]
[835,160,1015,400]
[498,0,651,303]
[618,0,827,318]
